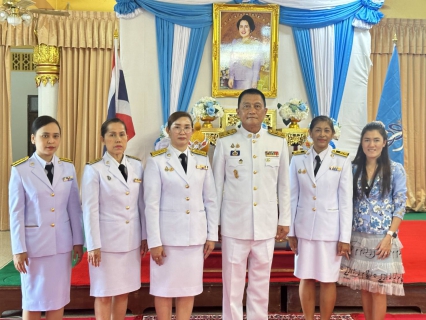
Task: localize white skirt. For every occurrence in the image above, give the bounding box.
[338,232,405,296]
[294,238,341,282]
[89,248,141,297]
[150,245,204,297]
[21,252,71,311]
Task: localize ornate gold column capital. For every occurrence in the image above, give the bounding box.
[33,44,60,87]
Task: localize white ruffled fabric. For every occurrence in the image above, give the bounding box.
[116,7,144,19]
[338,232,405,296]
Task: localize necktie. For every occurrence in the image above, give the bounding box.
[314,155,321,177]
[119,164,127,181]
[45,163,54,184]
[179,153,187,173]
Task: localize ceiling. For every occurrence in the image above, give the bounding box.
[35,0,115,12]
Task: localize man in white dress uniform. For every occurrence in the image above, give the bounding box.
[213,88,291,320]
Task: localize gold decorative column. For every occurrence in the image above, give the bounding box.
[33,44,60,118]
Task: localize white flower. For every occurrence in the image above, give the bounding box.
[277,98,309,122]
[191,96,224,119]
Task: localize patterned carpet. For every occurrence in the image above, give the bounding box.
[142,315,354,320]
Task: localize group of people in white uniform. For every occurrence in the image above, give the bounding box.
[9,88,407,320]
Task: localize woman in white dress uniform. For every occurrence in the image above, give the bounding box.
[144,111,218,320]
[287,116,353,320]
[9,116,84,320]
[81,118,147,320]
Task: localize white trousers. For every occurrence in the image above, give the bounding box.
[221,236,275,320]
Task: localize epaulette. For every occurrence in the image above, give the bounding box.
[150,148,167,157]
[332,149,349,158]
[86,158,102,165]
[292,150,306,155]
[191,149,207,157]
[268,129,286,138]
[126,155,141,161]
[59,157,73,163]
[218,129,237,139]
[11,156,29,167]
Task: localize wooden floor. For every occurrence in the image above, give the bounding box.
[1,283,425,317]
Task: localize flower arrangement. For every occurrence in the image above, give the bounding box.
[331,118,341,140]
[191,96,224,119]
[277,98,309,122]
[154,123,170,150]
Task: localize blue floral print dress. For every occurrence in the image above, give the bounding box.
[338,161,407,296]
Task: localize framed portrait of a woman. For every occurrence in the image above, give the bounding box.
[212,4,279,98]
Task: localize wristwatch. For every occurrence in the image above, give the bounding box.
[386,230,397,238]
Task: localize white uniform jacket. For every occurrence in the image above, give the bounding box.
[212,127,291,240]
[143,147,219,249]
[9,154,84,258]
[288,146,353,243]
[82,153,146,252]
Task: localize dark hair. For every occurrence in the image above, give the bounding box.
[309,116,335,134]
[31,115,61,135]
[237,15,255,32]
[167,111,193,129]
[353,121,391,199]
[237,88,266,109]
[101,118,127,137]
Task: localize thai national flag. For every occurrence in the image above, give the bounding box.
[376,44,403,165]
[107,51,135,140]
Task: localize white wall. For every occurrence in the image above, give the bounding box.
[121,11,309,164]
[10,48,38,162]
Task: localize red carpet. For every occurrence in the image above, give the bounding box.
[352,315,426,319]
[397,221,426,283]
[71,221,425,286]
[70,250,296,285]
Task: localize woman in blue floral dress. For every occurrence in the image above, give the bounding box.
[338,121,407,320]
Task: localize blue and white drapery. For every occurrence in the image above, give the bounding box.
[115,0,383,132]
[116,0,212,124]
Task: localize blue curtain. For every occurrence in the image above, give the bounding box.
[292,27,319,118]
[115,0,383,121]
[330,17,354,120]
[155,17,174,124]
[177,26,211,112]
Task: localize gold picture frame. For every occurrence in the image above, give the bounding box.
[212,4,279,98]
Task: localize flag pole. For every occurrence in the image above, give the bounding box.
[114,29,119,115]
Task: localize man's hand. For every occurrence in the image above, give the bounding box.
[275,225,289,242]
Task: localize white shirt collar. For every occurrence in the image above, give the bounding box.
[105,152,127,167]
[33,152,55,168]
[169,145,188,158]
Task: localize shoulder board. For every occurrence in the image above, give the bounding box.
[59,157,73,163]
[150,148,167,157]
[191,149,207,157]
[292,150,306,155]
[86,158,102,165]
[268,129,286,138]
[11,156,29,167]
[126,155,141,161]
[332,149,349,158]
[218,129,237,139]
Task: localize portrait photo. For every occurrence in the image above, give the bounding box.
[212,4,279,98]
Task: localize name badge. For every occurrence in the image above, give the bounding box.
[265,151,279,157]
[134,178,142,183]
[329,166,342,171]
[196,165,209,170]
[63,176,73,182]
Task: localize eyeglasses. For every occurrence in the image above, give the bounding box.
[240,104,264,111]
[171,126,193,134]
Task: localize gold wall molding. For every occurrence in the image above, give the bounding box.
[33,44,60,87]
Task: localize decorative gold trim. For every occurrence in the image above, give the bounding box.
[212,4,279,98]
[220,108,276,131]
[33,44,60,87]
[281,128,309,147]
[35,74,59,87]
